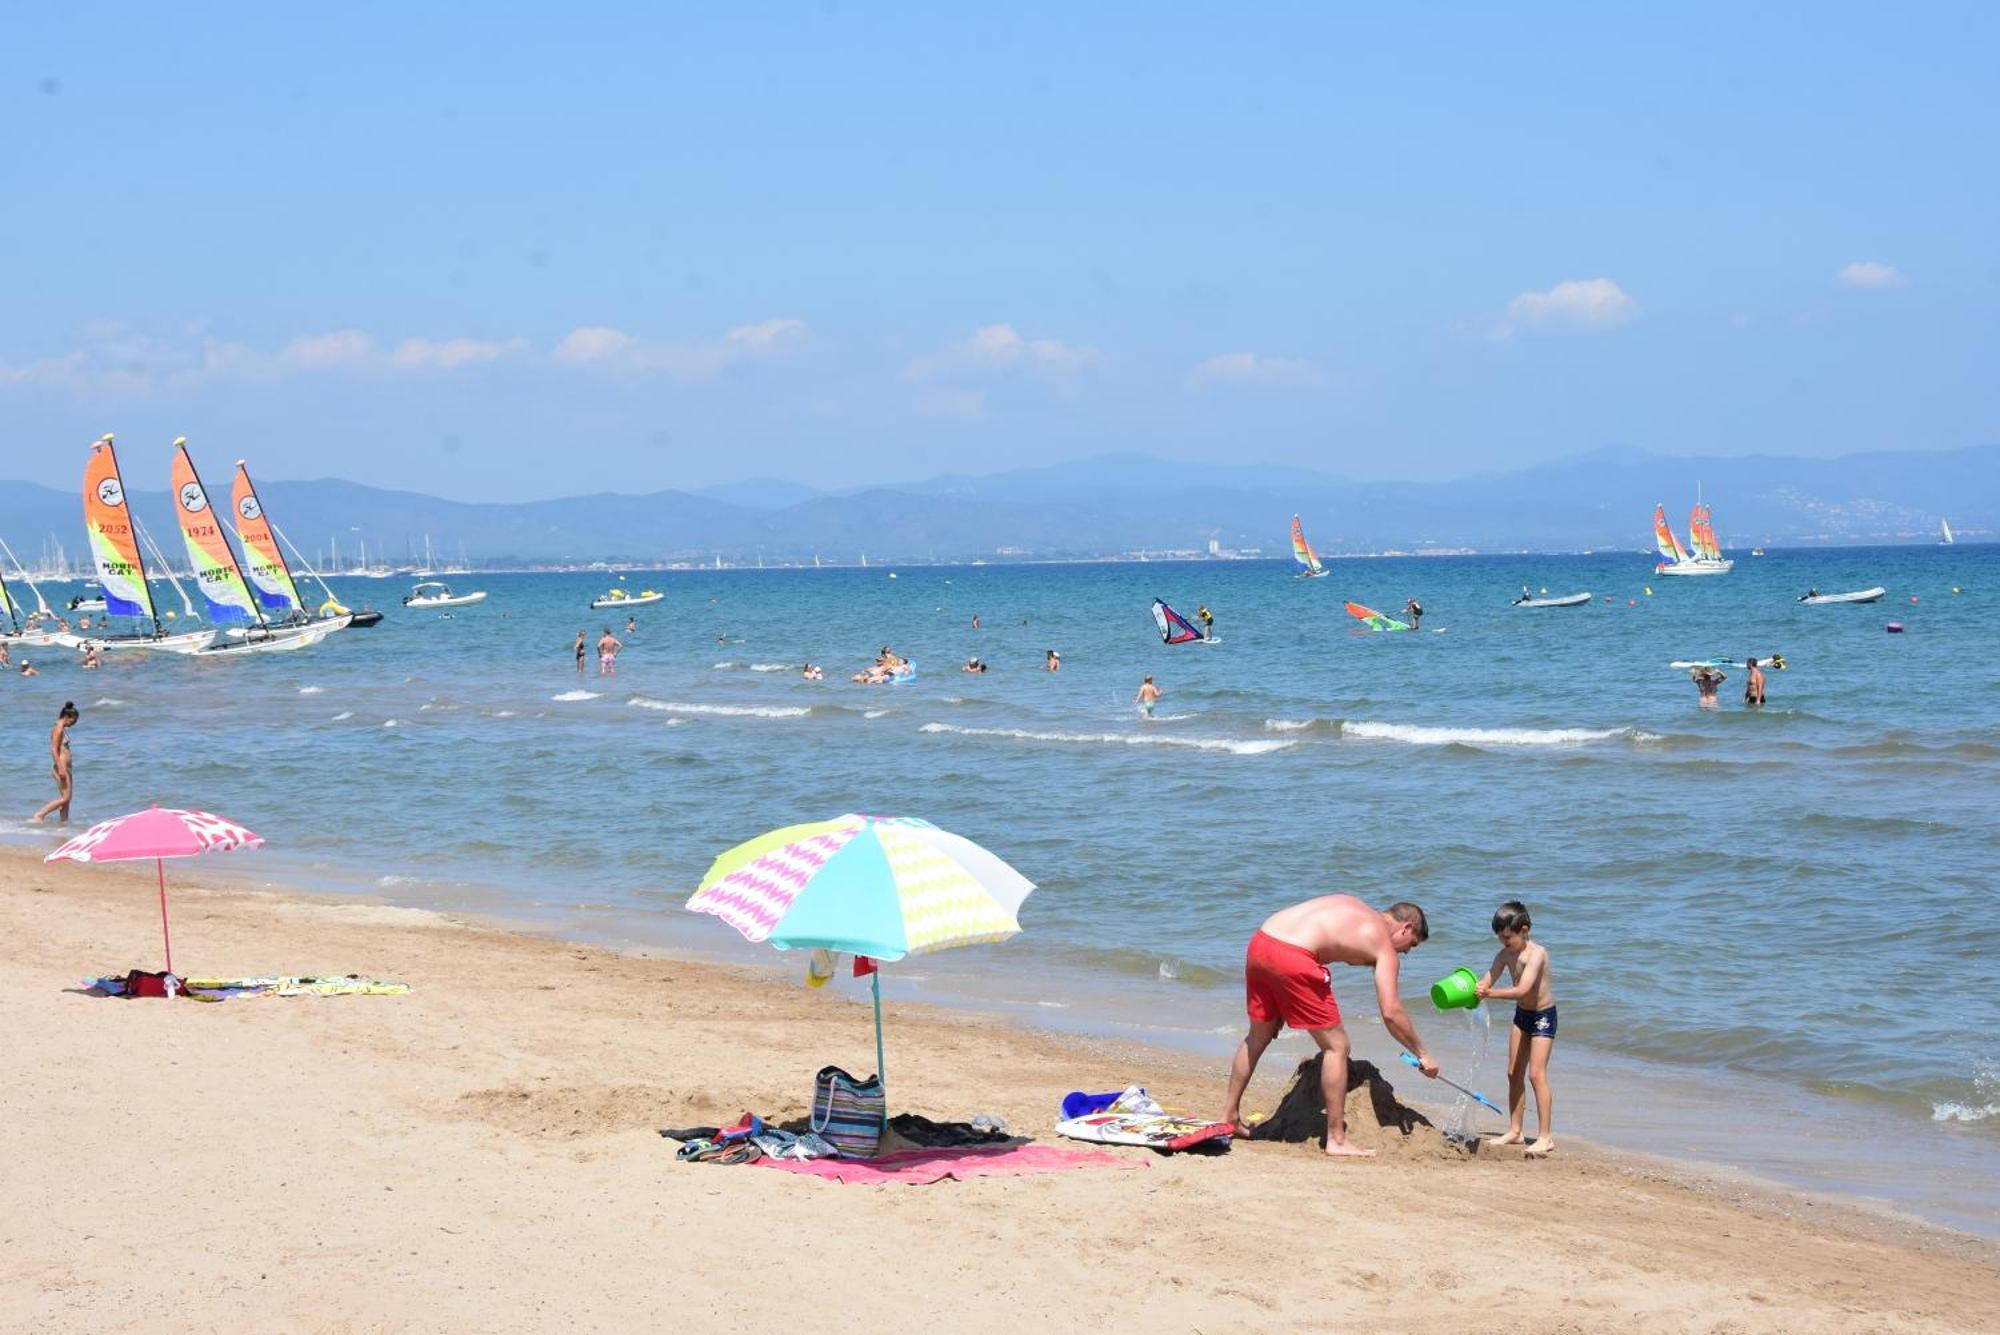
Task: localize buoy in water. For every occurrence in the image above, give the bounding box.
[1644,586,1653,596]
[1628,599,1636,606]
[1909,594,1917,603]
[1887,622,1905,633]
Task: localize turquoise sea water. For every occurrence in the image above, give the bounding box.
[4,547,1996,1227]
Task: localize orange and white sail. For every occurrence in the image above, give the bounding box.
[170,439,261,625]
[1290,515,1325,576]
[1652,504,1689,564]
[229,462,303,616]
[83,435,157,622]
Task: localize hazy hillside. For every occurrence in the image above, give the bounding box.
[1,445,1990,567]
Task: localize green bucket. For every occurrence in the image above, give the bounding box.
[1430,967,1480,1011]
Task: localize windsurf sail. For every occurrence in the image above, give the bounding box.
[0,566,17,633]
[1343,600,1410,632]
[1151,597,1204,644]
[230,461,304,616]
[1941,518,1954,545]
[170,438,262,625]
[1290,515,1325,576]
[1652,504,1689,564]
[83,435,158,624]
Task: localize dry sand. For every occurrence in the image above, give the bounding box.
[2,847,1995,1333]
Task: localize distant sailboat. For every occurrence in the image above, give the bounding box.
[1289,515,1328,579]
[66,435,214,653]
[1941,518,1955,546]
[1652,492,1733,576]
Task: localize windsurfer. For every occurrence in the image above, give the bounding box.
[1403,598,1423,630]
[1221,895,1436,1156]
[1196,605,1214,641]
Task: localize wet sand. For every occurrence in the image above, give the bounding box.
[2,847,1995,1332]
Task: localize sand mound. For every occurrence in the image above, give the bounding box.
[1247,1055,1455,1156]
[454,1082,684,1138]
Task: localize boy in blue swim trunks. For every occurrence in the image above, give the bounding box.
[1475,900,1557,1155]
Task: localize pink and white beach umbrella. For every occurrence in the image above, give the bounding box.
[46,806,263,974]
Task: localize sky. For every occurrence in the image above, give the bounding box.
[4,3,1996,501]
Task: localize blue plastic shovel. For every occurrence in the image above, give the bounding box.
[1400,1052,1506,1117]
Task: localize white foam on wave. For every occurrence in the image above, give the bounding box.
[382,719,399,728]
[331,710,354,721]
[919,721,1295,756]
[91,697,125,708]
[1343,721,1647,748]
[749,663,791,672]
[551,689,601,702]
[864,709,890,719]
[1264,718,1314,732]
[629,697,809,719]
[1932,1101,2000,1124]
[298,685,323,695]
[491,709,518,718]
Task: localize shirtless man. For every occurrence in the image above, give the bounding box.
[1135,675,1161,716]
[1221,895,1437,1156]
[597,627,622,676]
[1743,657,1765,707]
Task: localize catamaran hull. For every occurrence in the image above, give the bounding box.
[1292,569,1329,580]
[53,628,217,654]
[404,592,487,608]
[1656,560,1734,576]
[198,615,352,656]
[1515,593,1592,608]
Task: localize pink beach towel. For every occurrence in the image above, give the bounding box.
[754,1144,1144,1185]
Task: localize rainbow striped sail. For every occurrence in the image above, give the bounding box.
[1290,514,1326,577]
[1689,504,1724,561]
[171,439,260,625]
[229,462,302,615]
[1652,503,1690,564]
[83,435,157,622]
[0,568,17,632]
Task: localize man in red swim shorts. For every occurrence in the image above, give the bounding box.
[1221,894,1440,1156]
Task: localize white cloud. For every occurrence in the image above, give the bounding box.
[551,318,807,379]
[280,329,375,368]
[391,336,526,369]
[1839,261,1905,289]
[1496,278,1637,337]
[905,323,1098,382]
[1189,352,1321,387]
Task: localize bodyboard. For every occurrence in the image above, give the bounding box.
[1055,1112,1233,1152]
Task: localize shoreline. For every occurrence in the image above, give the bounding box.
[12,825,1998,1241]
[4,847,1996,1330]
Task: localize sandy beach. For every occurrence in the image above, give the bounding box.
[2,846,1994,1334]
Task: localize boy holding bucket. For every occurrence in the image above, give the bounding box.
[1475,900,1557,1155]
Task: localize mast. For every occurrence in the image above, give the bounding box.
[135,519,200,621]
[0,536,52,617]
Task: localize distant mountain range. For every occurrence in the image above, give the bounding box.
[2,445,1991,568]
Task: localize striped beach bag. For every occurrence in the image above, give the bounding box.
[810,1065,885,1158]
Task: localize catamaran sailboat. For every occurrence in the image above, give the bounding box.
[169,439,349,655]
[1941,518,1955,546]
[229,460,378,629]
[1652,497,1733,576]
[0,537,63,646]
[1290,515,1329,579]
[64,435,216,653]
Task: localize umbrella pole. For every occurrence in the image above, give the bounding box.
[871,969,887,1124]
[156,857,174,975]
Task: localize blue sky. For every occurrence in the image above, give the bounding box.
[4,3,1995,500]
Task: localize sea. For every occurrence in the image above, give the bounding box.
[4,546,1996,1233]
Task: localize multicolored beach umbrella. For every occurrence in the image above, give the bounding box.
[46,806,263,978]
[687,814,1035,1111]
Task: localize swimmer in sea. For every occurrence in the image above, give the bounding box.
[1045,649,1060,672]
[1691,666,1724,709]
[961,657,987,674]
[1135,675,1161,717]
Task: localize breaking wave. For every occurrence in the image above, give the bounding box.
[628,697,810,719]
[919,722,1295,756]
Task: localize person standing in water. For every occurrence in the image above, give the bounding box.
[1403,598,1424,630]
[573,630,587,675]
[1135,675,1161,716]
[30,701,79,824]
[1197,604,1215,641]
[597,627,622,676]
[625,615,637,636]
[1691,666,1724,708]
[1743,657,1766,707]
[1221,895,1437,1156]
[1045,649,1061,672]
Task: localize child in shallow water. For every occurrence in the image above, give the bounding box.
[1475,900,1557,1156]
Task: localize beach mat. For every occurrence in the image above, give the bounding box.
[754,1144,1142,1184]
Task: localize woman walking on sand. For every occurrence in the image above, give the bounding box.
[30,701,79,825]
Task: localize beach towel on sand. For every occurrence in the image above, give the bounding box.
[84,973,410,1000]
[755,1144,1142,1184]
